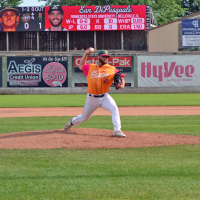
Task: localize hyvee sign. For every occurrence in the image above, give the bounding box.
[74,56,132,72]
[138,56,200,87]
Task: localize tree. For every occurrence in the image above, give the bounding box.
[42,0,148,6]
[39,0,82,6]
[149,0,186,25]
[41,0,187,25]
[0,0,23,7]
[182,0,200,15]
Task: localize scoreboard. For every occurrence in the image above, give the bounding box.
[0,5,150,32]
[45,5,149,31]
[0,7,45,31]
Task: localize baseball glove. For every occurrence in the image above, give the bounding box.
[114,72,122,90]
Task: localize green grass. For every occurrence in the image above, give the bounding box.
[0,93,200,107]
[1,94,200,199]
[0,115,200,136]
[0,146,200,200]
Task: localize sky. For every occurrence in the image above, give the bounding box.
[19,0,45,7]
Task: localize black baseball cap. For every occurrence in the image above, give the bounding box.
[48,6,63,15]
[0,7,19,17]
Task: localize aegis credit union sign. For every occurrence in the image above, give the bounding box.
[138,56,200,87]
[7,56,68,87]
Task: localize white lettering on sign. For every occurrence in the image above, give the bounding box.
[79,6,93,14]
[104,24,117,30]
[118,19,131,23]
[95,25,101,29]
[131,24,144,30]
[94,5,132,15]
[111,58,130,66]
[77,25,90,30]
[77,19,90,24]
[7,60,41,73]
[131,18,144,23]
[120,25,131,29]
[104,18,117,24]
[74,57,132,67]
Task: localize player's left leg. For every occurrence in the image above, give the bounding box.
[100,93,121,132]
[101,94,126,137]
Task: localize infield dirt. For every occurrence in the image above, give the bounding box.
[0,106,200,149]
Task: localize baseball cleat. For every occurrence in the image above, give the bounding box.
[113,131,127,137]
[64,117,75,131]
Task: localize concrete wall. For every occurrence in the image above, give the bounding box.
[1,86,200,95]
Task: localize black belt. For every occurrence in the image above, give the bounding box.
[89,94,105,98]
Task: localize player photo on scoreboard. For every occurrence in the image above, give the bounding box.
[0,7,45,32]
[45,6,68,31]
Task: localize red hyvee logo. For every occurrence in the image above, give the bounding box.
[74,57,131,67]
[141,62,195,82]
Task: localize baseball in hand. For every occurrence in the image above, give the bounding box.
[89,48,94,52]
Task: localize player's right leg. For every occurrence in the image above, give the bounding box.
[64,93,100,131]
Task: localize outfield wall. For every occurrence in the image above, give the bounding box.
[0,52,200,94]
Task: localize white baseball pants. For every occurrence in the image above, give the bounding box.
[72,93,121,132]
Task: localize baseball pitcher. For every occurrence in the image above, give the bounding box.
[64,48,126,137]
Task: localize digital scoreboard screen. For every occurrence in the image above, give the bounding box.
[0,7,45,31]
[45,5,149,31]
[0,5,149,32]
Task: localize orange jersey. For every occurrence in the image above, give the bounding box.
[83,64,118,95]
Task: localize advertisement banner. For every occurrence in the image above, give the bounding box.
[138,56,200,87]
[7,56,68,87]
[73,56,132,72]
[0,7,45,32]
[72,56,133,87]
[182,19,200,46]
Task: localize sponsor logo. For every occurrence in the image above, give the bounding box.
[141,62,195,82]
[7,58,42,86]
[192,20,198,27]
[21,13,31,23]
[7,58,41,74]
[7,59,42,81]
[74,57,131,67]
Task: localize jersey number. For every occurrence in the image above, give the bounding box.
[103,79,108,84]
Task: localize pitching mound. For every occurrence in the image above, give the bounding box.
[0,128,200,149]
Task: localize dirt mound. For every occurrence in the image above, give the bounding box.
[0,128,200,149]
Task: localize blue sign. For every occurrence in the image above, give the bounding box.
[182,19,200,46]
